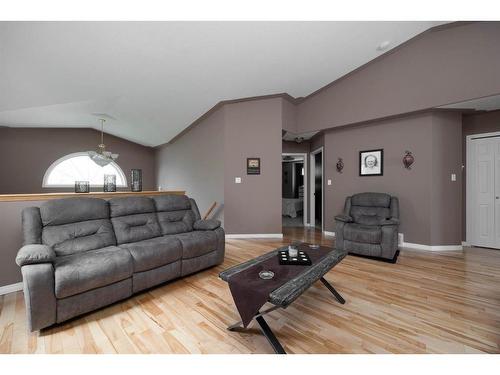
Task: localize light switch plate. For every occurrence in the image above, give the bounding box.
[327,179,332,185]
[235,177,241,184]
[451,173,456,182]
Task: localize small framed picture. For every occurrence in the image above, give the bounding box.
[359,149,383,176]
[247,158,261,175]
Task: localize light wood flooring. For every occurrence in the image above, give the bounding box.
[1,227,499,354]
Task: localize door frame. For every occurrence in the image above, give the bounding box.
[282,153,308,227]
[310,147,324,231]
[466,130,500,248]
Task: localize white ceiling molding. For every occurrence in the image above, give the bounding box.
[0,21,446,146]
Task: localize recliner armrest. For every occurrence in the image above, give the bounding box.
[380,218,400,226]
[16,244,56,267]
[193,219,221,231]
[334,214,353,223]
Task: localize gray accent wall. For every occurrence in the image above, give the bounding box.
[297,22,500,133]
[155,107,225,224]
[224,98,283,234]
[0,127,156,194]
[323,111,462,246]
[155,97,284,235]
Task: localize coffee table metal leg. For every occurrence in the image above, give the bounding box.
[320,277,346,304]
[255,316,286,354]
[227,305,281,331]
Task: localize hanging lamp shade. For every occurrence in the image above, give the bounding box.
[87,118,119,167]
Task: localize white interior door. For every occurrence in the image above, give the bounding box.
[468,135,500,249]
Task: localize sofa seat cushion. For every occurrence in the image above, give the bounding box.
[120,237,182,272]
[174,231,217,259]
[54,246,133,299]
[344,223,382,244]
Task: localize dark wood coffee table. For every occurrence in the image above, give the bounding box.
[219,243,347,354]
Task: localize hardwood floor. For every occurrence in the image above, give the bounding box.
[1,227,500,354]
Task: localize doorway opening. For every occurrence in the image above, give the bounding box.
[282,153,307,228]
[310,147,324,231]
[466,131,500,249]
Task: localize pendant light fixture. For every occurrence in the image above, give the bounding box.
[88,118,119,167]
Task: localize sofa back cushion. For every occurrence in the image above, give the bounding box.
[350,193,391,225]
[153,195,196,235]
[109,197,161,244]
[40,198,116,256]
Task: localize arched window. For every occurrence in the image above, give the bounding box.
[43,152,127,188]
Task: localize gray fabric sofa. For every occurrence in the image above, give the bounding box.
[16,194,225,331]
[334,192,399,262]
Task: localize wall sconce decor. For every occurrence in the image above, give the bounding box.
[403,150,415,169]
[336,158,344,173]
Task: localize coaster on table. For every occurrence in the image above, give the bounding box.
[259,270,275,280]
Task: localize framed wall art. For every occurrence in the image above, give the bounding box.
[359,149,383,176]
[247,157,261,175]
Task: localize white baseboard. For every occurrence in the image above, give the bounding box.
[401,242,463,251]
[323,231,335,237]
[0,282,23,296]
[462,241,470,247]
[225,233,284,239]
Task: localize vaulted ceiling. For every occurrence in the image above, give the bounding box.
[0,21,446,146]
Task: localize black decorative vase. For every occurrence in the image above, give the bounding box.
[75,181,90,193]
[131,169,143,192]
[104,174,116,192]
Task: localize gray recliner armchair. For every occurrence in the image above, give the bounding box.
[335,192,400,262]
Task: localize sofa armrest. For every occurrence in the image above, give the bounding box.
[16,244,56,267]
[380,218,400,226]
[334,214,353,223]
[21,263,57,331]
[193,219,221,231]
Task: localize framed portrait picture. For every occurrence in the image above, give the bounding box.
[247,157,261,175]
[359,149,383,176]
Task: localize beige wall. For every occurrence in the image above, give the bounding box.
[224,98,283,234]
[297,22,500,133]
[0,127,156,194]
[155,107,225,223]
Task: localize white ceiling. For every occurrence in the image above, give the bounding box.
[438,94,500,112]
[0,21,446,147]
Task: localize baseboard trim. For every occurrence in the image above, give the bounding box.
[323,231,335,237]
[461,241,469,247]
[401,242,463,251]
[0,282,23,296]
[225,233,284,239]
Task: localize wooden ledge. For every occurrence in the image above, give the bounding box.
[0,190,185,202]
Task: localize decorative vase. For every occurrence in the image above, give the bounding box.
[131,169,143,192]
[75,181,89,193]
[103,174,116,192]
[336,158,344,173]
[403,151,415,169]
